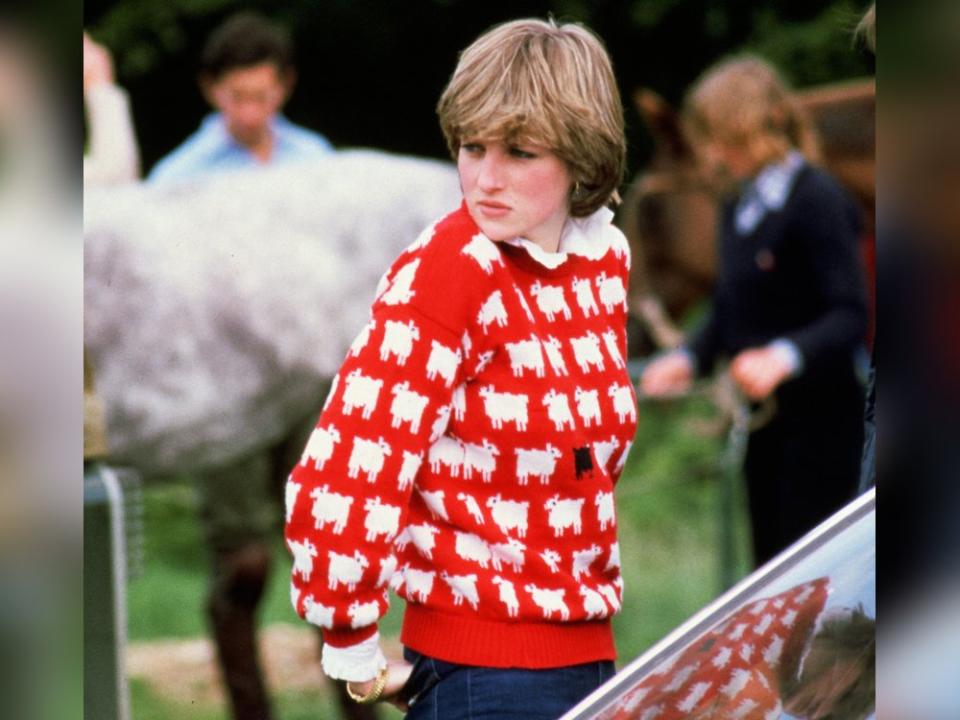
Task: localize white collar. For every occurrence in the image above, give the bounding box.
[501,206,618,269]
[734,150,805,236]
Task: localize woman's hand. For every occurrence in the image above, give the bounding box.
[346,658,415,711]
[640,351,694,397]
[730,346,793,400]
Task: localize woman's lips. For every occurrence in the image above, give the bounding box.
[476,200,511,218]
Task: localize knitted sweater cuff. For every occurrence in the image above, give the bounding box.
[320,632,387,682]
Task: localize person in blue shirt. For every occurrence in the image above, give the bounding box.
[147,11,333,186]
[144,12,369,720]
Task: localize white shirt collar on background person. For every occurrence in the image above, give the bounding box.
[735,150,805,236]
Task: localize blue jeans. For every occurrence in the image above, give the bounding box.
[400,648,615,720]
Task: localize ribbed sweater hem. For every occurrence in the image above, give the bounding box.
[400,604,616,668]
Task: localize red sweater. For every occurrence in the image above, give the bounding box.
[286,202,638,672]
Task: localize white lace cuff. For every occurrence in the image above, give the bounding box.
[321,633,388,682]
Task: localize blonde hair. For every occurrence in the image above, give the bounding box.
[437,18,625,217]
[683,55,822,172]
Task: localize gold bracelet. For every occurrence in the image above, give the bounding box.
[345,665,389,704]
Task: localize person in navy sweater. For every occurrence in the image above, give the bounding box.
[285,18,636,717]
[641,56,868,568]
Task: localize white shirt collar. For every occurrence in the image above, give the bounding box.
[501,206,619,269]
[734,150,806,236]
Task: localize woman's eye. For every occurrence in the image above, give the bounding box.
[509,147,536,159]
[462,143,484,155]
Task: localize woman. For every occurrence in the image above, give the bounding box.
[285,18,636,718]
[641,56,868,568]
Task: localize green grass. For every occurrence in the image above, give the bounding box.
[125,391,752,717]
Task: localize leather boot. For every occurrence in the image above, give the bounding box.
[208,542,273,720]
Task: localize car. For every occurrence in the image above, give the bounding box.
[561,488,875,720]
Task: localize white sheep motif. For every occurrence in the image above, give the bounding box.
[596,272,627,313]
[347,436,393,483]
[429,404,452,442]
[492,576,520,617]
[514,444,562,485]
[544,495,585,537]
[478,386,528,431]
[477,290,508,333]
[570,332,606,373]
[541,336,569,376]
[454,531,492,568]
[595,491,615,532]
[349,319,376,357]
[486,495,530,538]
[402,567,436,603]
[428,435,465,477]
[491,537,526,573]
[363,496,401,542]
[309,484,354,534]
[327,549,369,592]
[342,369,384,420]
[504,335,546,378]
[379,319,420,365]
[571,276,600,317]
[348,599,380,629]
[303,595,335,628]
[540,548,562,573]
[529,280,572,322]
[285,480,301,523]
[379,258,419,305]
[524,583,569,620]
[542,389,575,432]
[457,491,485,525]
[462,234,504,273]
[389,381,429,433]
[426,340,461,388]
[463,438,500,482]
[593,436,621,469]
[572,544,603,581]
[579,586,608,620]
[441,571,479,609]
[397,450,423,491]
[602,328,626,368]
[608,383,637,424]
[574,387,603,427]
[419,488,449,522]
[377,555,398,588]
[300,424,341,471]
[289,537,318,582]
[451,384,467,422]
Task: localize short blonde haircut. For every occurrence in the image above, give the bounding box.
[437,18,625,217]
[683,55,822,172]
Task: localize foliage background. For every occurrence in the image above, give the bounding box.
[83,0,874,178]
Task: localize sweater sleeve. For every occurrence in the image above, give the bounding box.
[284,221,486,678]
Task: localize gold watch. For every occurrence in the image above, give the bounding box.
[345,665,389,704]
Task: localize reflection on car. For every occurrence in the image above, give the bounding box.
[561,489,875,720]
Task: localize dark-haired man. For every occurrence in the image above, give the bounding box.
[147,11,332,185]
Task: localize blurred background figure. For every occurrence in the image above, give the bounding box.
[118,10,366,720]
[84,31,140,185]
[641,56,868,569]
[147,10,333,186]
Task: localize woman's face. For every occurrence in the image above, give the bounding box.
[701,139,759,182]
[458,137,573,252]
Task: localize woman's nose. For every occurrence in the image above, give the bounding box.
[476,153,505,191]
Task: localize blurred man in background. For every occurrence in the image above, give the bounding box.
[147,11,332,185]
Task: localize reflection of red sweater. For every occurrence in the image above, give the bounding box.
[609,578,829,720]
[285,202,638,669]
